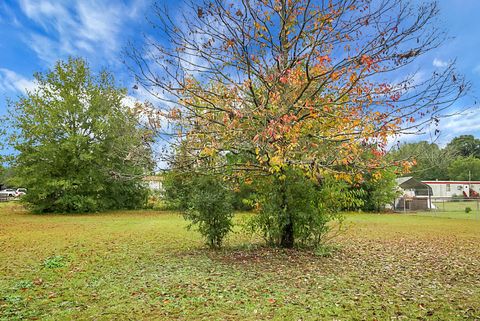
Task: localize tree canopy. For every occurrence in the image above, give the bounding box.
[7,57,154,213]
[390,136,480,181]
[445,135,480,158]
[389,141,451,180]
[448,156,480,181]
[131,0,466,179]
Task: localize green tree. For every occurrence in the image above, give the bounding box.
[248,169,359,248]
[448,156,480,181]
[0,164,4,189]
[8,57,153,213]
[390,141,451,180]
[359,167,399,212]
[445,135,480,158]
[184,175,234,248]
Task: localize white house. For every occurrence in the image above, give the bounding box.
[143,175,163,191]
[421,180,480,198]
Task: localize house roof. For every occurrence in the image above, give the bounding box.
[396,176,431,190]
[422,180,480,184]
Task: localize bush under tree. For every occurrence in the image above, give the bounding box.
[248,168,361,248]
[163,171,234,248]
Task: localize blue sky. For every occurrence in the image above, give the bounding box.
[0,0,480,149]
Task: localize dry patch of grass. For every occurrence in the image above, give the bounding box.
[1,204,479,320]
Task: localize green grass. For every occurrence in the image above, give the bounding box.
[1,203,479,320]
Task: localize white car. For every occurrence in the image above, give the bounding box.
[0,189,17,197]
[15,188,27,197]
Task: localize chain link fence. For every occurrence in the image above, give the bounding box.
[425,197,480,220]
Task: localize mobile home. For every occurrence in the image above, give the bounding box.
[422,181,480,198]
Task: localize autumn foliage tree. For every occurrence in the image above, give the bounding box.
[130,0,467,248]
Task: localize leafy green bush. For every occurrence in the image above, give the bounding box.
[246,169,357,248]
[357,167,398,212]
[231,181,255,211]
[164,171,234,248]
[465,207,472,213]
[184,175,234,248]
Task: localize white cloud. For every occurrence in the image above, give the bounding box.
[387,108,480,149]
[433,58,448,68]
[121,95,138,109]
[0,68,36,94]
[434,110,480,143]
[17,0,148,65]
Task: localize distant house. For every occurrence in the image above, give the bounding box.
[394,177,433,211]
[143,175,163,191]
[421,180,480,198]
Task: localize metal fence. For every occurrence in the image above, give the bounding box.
[428,197,480,220]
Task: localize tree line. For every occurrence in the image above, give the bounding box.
[390,135,480,181]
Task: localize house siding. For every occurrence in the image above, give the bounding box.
[422,181,480,198]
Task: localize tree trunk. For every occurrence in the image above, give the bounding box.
[280,220,294,248]
[278,174,294,248]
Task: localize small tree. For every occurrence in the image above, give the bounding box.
[163,170,233,248]
[184,175,234,248]
[7,57,153,213]
[249,169,361,248]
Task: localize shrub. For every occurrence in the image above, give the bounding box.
[246,169,355,249]
[184,175,234,248]
[163,171,235,248]
[465,207,472,213]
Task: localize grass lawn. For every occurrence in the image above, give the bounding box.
[1,203,479,320]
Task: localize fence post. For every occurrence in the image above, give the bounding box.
[477,199,479,221]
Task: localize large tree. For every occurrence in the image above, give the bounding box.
[389,141,451,180]
[130,0,467,247]
[445,135,480,159]
[7,58,154,213]
[448,156,480,181]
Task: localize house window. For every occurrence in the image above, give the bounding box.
[446,184,451,192]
